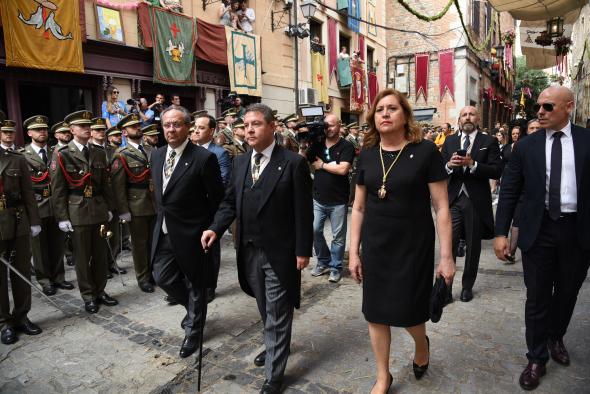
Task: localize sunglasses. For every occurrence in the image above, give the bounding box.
[533,103,554,112]
[113,91,120,94]
[324,148,331,161]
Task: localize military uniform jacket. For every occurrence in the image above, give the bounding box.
[21,144,54,218]
[0,149,41,240]
[50,141,113,226]
[111,144,156,217]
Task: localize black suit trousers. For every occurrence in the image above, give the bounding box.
[152,233,207,338]
[451,193,482,290]
[522,212,590,364]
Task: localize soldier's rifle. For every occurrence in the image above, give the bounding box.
[99,224,125,286]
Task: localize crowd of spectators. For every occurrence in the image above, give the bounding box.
[219,0,255,33]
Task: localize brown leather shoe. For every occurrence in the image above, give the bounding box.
[548,339,570,366]
[519,361,546,390]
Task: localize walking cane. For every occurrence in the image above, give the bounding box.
[197,247,209,392]
[100,225,125,286]
[0,255,70,317]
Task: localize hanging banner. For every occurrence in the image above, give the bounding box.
[328,17,338,81]
[368,71,379,106]
[196,18,227,65]
[337,55,352,87]
[348,0,360,33]
[151,7,197,86]
[358,34,365,61]
[438,50,454,102]
[311,51,329,104]
[226,27,262,97]
[350,60,366,112]
[0,0,84,73]
[415,53,429,102]
[367,3,377,36]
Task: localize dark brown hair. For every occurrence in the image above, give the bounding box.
[363,88,422,148]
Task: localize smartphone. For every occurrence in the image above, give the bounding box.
[456,149,467,157]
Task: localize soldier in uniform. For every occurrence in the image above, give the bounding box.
[142,125,159,149]
[282,113,300,152]
[345,122,361,150]
[22,116,72,296]
[0,119,43,345]
[222,118,248,160]
[111,114,156,293]
[50,110,117,314]
[107,126,123,148]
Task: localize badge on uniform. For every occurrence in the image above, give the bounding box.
[51,160,56,171]
[112,160,119,171]
[84,185,93,198]
[42,187,50,198]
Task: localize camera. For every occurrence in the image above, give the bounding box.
[294,105,327,161]
[127,98,139,106]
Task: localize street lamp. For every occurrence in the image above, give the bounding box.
[546,17,564,38]
[300,0,317,19]
[494,45,504,59]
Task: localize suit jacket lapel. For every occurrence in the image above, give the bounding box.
[164,142,194,194]
[571,125,584,192]
[470,131,483,157]
[236,152,250,217]
[257,145,286,214]
[152,146,164,201]
[68,142,88,166]
[25,146,45,167]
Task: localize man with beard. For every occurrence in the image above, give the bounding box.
[107,126,123,148]
[142,125,160,149]
[21,116,72,296]
[111,114,156,293]
[441,106,502,302]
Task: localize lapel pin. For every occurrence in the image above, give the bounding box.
[410,154,414,158]
[278,166,282,171]
[184,162,188,166]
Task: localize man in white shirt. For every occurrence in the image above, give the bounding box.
[237,1,255,33]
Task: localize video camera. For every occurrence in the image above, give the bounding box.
[294,105,327,162]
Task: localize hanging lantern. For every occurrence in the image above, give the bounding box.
[546,17,564,38]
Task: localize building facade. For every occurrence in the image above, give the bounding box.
[385,0,515,129]
[570,3,590,127]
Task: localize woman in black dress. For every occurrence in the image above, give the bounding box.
[349,89,454,393]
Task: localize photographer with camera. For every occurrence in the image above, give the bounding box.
[149,93,166,124]
[308,114,355,283]
[130,98,155,128]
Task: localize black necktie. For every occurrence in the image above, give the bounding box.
[138,144,147,158]
[463,134,470,151]
[548,131,563,220]
[39,148,47,165]
[82,146,90,162]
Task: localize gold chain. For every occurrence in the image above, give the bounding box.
[378,143,407,199]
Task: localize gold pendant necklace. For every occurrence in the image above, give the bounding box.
[378,142,407,199]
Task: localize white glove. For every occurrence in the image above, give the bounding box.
[119,212,132,223]
[58,220,74,233]
[30,225,42,237]
[108,211,113,222]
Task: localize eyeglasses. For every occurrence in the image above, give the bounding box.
[533,103,554,112]
[162,121,186,129]
[324,148,331,161]
[112,91,119,94]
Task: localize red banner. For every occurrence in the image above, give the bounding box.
[196,18,227,65]
[350,60,366,112]
[368,71,378,106]
[438,50,454,102]
[358,34,365,61]
[415,53,429,101]
[328,17,338,81]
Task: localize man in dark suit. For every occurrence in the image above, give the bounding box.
[150,105,224,358]
[193,113,232,303]
[202,104,313,394]
[495,86,590,390]
[441,106,502,302]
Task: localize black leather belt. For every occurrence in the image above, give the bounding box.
[69,189,102,197]
[128,183,150,189]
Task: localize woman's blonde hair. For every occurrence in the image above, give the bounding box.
[106,85,118,113]
[363,88,422,149]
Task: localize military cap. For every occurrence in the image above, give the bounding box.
[1,120,17,132]
[191,110,208,119]
[64,110,93,125]
[23,115,49,130]
[232,119,245,129]
[119,113,141,128]
[0,110,5,123]
[91,117,108,130]
[222,108,237,117]
[347,122,359,129]
[283,113,299,124]
[51,121,70,134]
[361,122,369,129]
[216,116,225,123]
[106,126,122,136]
[141,124,159,136]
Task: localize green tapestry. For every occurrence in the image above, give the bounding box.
[151,7,197,86]
[337,0,348,10]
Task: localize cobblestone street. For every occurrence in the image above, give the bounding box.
[1,225,589,394]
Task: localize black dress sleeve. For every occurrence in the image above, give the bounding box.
[425,141,448,183]
[356,149,366,186]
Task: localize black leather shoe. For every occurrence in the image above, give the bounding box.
[109,267,127,275]
[54,281,74,290]
[98,293,119,306]
[207,288,216,304]
[179,335,199,358]
[254,350,266,367]
[548,339,570,366]
[460,288,473,302]
[519,361,546,390]
[181,314,189,329]
[42,283,57,296]
[1,327,18,345]
[164,295,179,305]
[84,300,99,314]
[457,240,466,257]
[413,336,429,379]
[139,281,154,293]
[259,379,282,394]
[15,318,42,336]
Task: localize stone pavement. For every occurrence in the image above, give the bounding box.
[1,228,589,394]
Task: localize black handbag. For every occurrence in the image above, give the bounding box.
[429,276,449,323]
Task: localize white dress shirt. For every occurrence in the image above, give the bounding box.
[30,143,49,160]
[545,122,577,212]
[251,141,275,177]
[198,141,211,150]
[1,144,16,151]
[162,138,190,234]
[72,139,89,154]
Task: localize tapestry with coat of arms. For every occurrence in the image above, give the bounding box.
[350,59,366,112]
[225,27,262,97]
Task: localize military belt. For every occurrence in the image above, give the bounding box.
[128,183,150,189]
[69,189,102,197]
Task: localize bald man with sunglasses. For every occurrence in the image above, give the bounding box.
[495,86,590,390]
